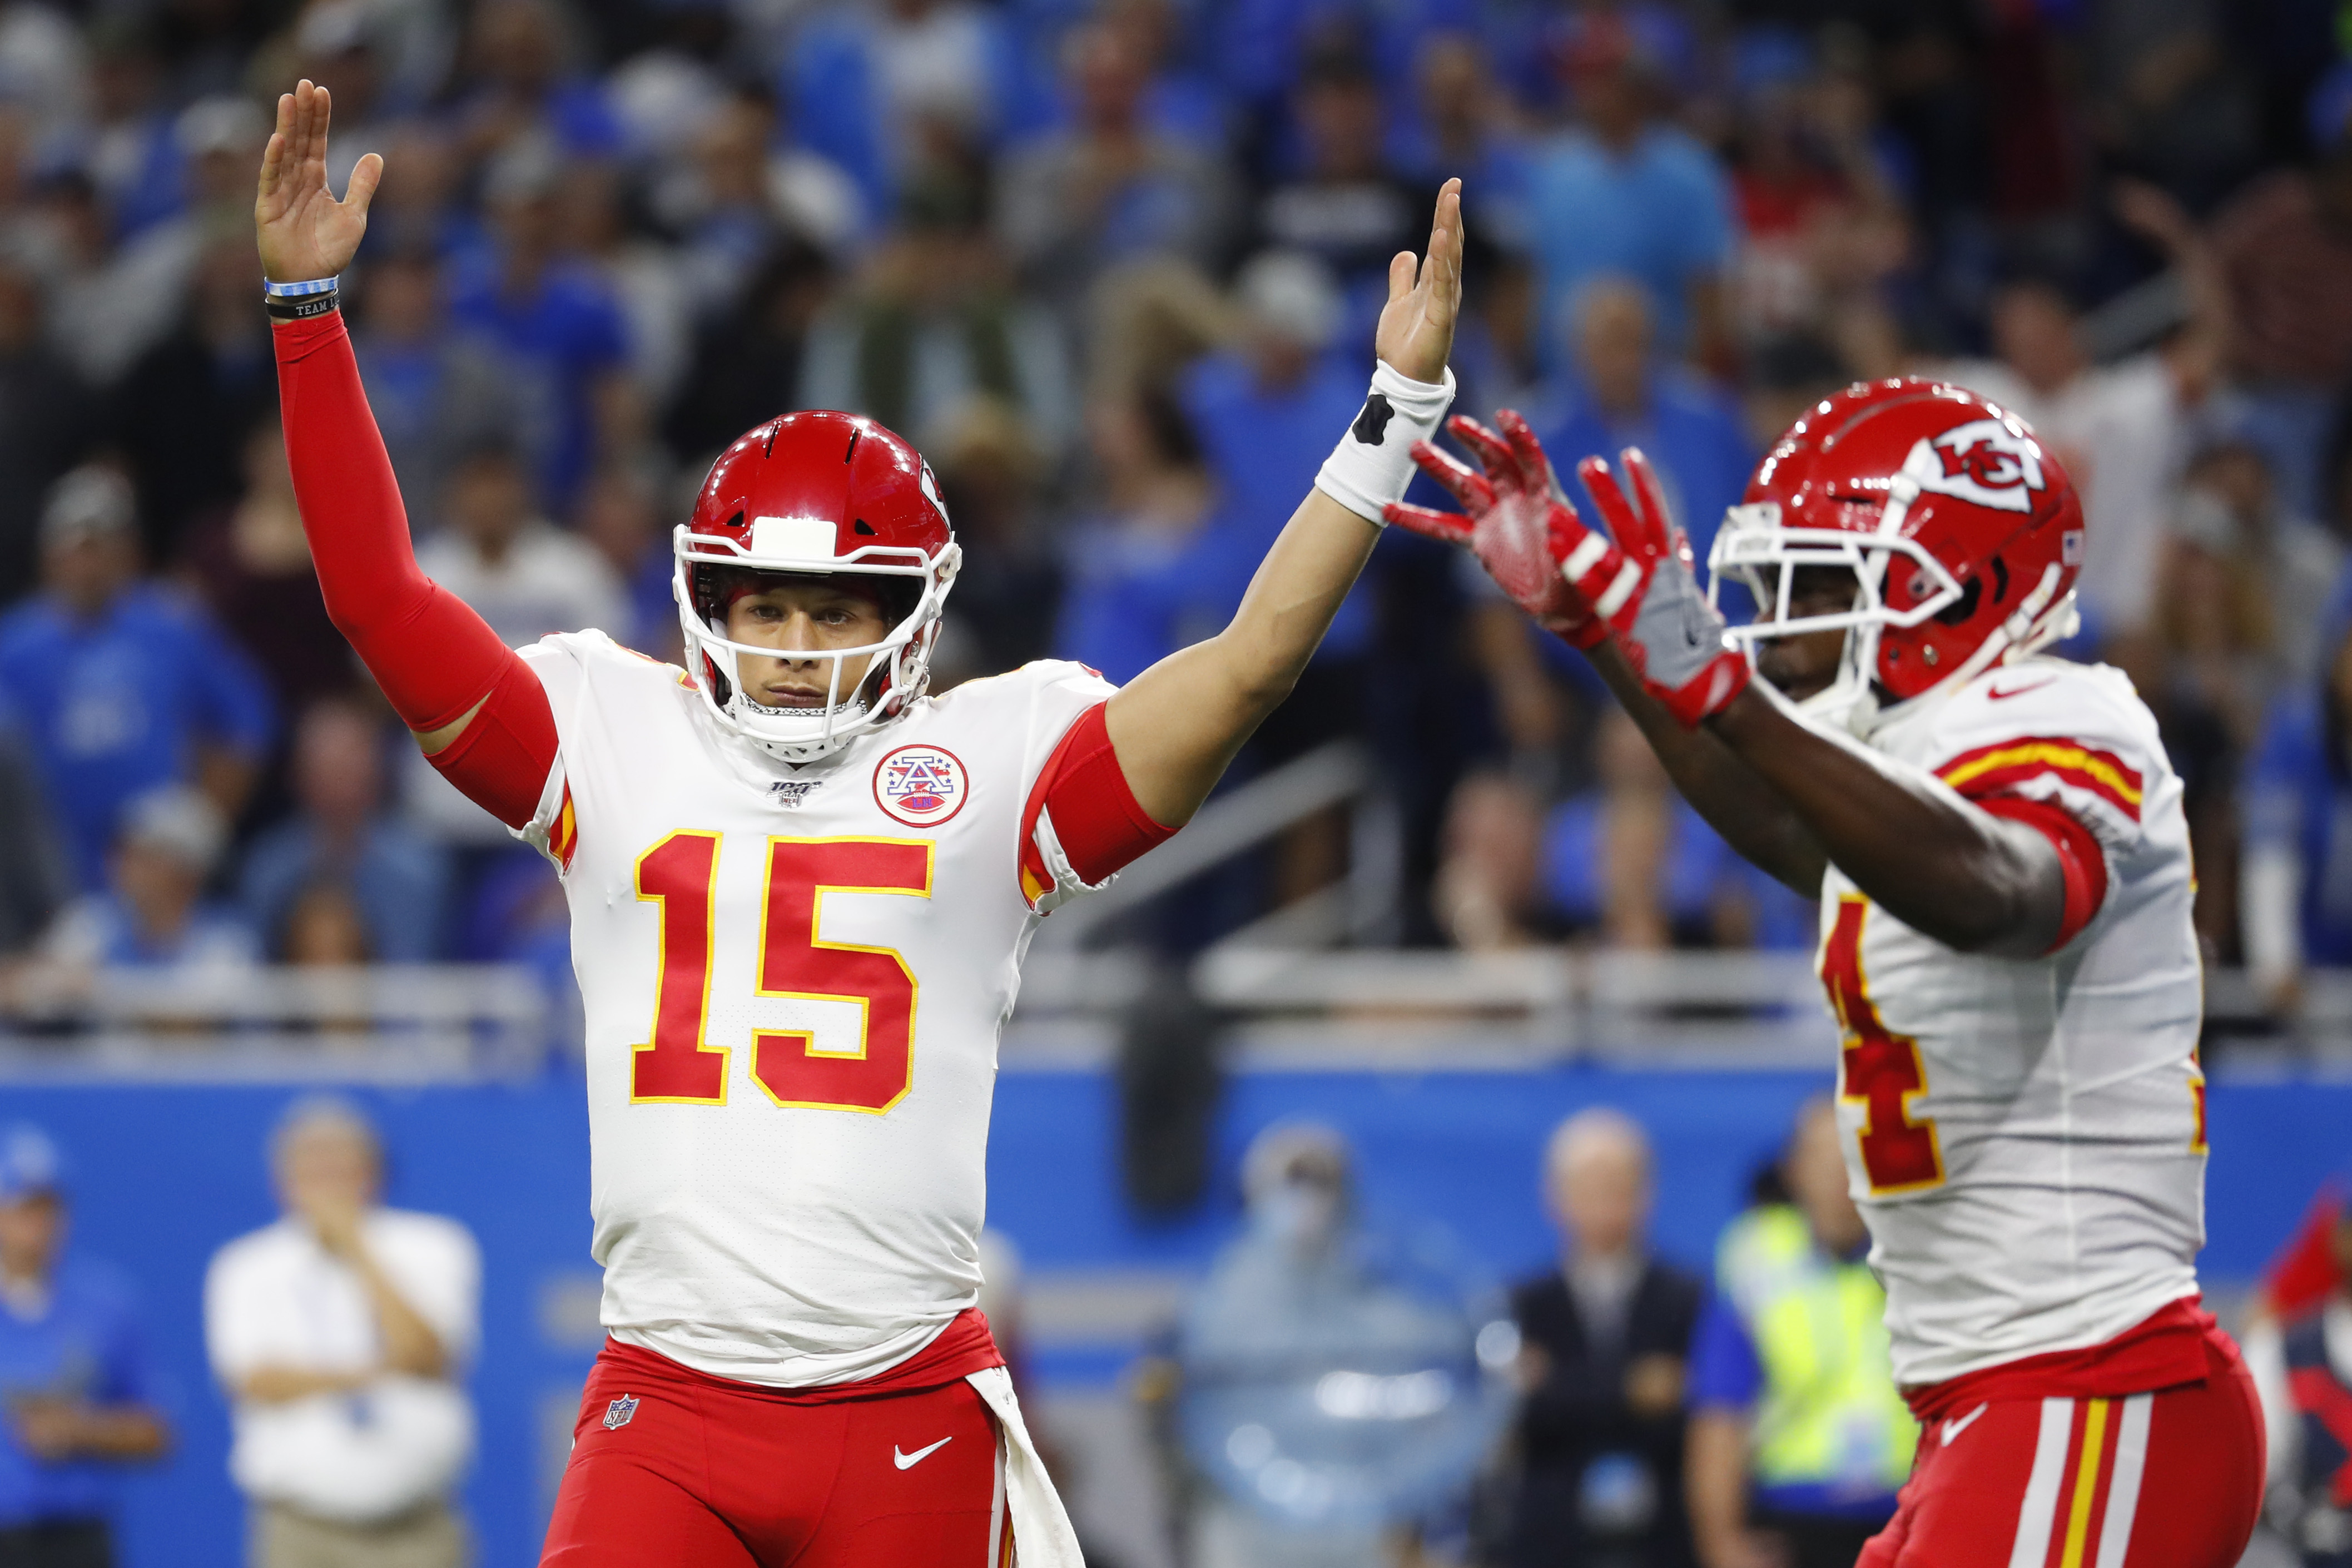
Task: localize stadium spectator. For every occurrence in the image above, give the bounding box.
[1685,1099,1912,1568]
[1506,1108,1702,1568]
[1055,387,1240,685]
[1249,49,1426,332]
[2244,1195,2352,1564]
[206,1097,478,1568]
[0,698,68,958]
[996,18,1234,309]
[445,141,632,513]
[2241,594,2352,1010]
[926,396,1060,683]
[35,785,257,979]
[414,441,625,647]
[781,0,1025,226]
[798,172,1075,459]
[0,467,273,891]
[661,241,835,466]
[240,701,450,965]
[1927,181,2226,656]
[349,248,539,533]
[572,459,676,659]
[0,1123,172,1566]
[1526,16,1733,373]
[0,254,93,609]
[1539,277,1754,576]
[106,220,277,567]
[182,420,360,721]
[2212,131,2352,514]
[1395,37,1534,254]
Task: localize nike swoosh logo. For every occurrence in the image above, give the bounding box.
[894,1436,952,1470]
[1987,678,2056,702]
[1942,1403,1988,1445]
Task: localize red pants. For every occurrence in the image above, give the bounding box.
[1858,1332,2264,1568]
[542,1341,1008,1567]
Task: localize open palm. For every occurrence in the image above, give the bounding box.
[255,78,382,283]
[1373,177,1463,385]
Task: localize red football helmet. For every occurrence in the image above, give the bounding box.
[1706,378,2085,732]
[674,410,960,762]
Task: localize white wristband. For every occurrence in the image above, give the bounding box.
[1313,360,1457,526]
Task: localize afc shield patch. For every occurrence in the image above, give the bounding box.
[873,745,970,828]
[603,1395,639,1430]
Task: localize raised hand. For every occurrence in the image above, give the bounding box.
[1561,448,1749,726]
[255,78,383,284]
[1386,410,1596,641]
[1388,418,1749,727]
[1373,177,1462,385]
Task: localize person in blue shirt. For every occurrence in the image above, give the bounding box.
[240,700,450,963]
[1179,252,1378,671]
[1535,277,1755,581]
[1526,23,1733,369]
[0,1124,171,1566]
[0,468,275,892]
[38,786,260,977]
[444,151,629,515]
[1055,386,1252,685]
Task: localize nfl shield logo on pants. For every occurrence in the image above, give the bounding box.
[603,1395,638,1430]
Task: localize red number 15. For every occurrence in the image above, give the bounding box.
[628,833,934,1113]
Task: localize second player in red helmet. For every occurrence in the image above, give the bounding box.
[1392,378,2262,1568]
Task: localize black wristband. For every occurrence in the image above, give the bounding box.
[265,289,339,321]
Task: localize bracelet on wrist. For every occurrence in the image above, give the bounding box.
[265,286,339,322]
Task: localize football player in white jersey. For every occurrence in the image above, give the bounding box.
[255,81,1466,1567]
[1389,381,2264,1568]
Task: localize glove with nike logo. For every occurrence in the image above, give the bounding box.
[1386,415,1750,727]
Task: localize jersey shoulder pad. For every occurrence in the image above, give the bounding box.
[1924,660,2159,841]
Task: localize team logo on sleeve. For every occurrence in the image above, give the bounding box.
[1901,419,2047,513]
[874,745,969,827]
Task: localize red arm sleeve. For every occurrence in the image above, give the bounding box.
[1019,701,1175,909]
[1974,796,2108,952]
[274,311,557,829]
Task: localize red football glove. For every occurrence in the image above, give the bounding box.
[1387,416,1750,727]
[1383,410,1605,646]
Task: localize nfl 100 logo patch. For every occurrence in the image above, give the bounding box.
[873,745,970,828]
[603,1395,639,1430]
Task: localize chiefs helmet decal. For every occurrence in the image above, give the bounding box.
[1708,378,2085,733]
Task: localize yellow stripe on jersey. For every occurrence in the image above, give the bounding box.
[1940,742,2143,807]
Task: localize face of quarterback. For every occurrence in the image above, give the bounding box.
[1753,565,1857,703]
[725,577,894,709]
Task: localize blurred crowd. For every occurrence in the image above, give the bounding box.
[0,0,2342,994]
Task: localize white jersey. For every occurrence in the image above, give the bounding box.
[1817,659,2206,1387]
[514,631,1115,1387]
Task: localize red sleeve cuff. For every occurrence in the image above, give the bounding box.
[1019,702,1174,908]
[425,656,558,831]
[1976,796,2108,951]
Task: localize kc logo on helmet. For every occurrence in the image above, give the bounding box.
[874,745,969,828]
[1901,419,2046,514]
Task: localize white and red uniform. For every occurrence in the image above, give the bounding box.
[272,310,1169,1568]
[1819,659,2264,1568]
[515,632,1117,1385]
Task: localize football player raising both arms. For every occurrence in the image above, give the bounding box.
[1391,388,2261,1568]
[257,80,1462,1568]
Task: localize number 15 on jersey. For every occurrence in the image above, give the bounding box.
[628,832,934,1114]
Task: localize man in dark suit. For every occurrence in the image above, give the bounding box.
[1506,1108,1704,1568]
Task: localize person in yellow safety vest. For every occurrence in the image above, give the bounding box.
[1685,1097,1915,1568]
